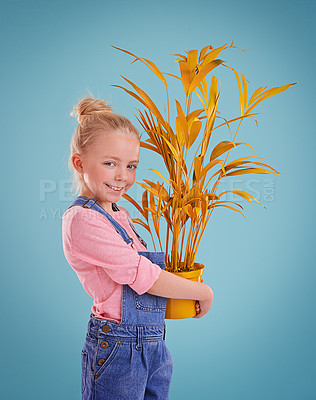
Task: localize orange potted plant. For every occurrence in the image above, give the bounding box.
[112,43,295,318]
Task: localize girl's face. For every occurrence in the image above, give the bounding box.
[75,132,140,212]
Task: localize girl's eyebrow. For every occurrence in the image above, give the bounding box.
[103,155,139,163]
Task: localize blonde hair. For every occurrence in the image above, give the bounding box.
[68,96,139,196]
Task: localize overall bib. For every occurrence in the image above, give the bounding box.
[68,196,173,400]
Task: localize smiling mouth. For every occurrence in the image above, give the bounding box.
[105,184,124,192]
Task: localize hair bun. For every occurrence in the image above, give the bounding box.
[70,97,113,124]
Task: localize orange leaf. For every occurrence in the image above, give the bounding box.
[175,100,189,147]
[140,141,159,154]
[242,74,248,113]
[149,168,172,187]
[246,83,297,114]
[163,72,181,80]
[137,182,159,197]
[132,218,151,232]
[142,58,167,86]
[226,65,244,115]
[198,45,212,63]
[179,61,191,95]
[122,193,145,217]
[225,167,279,177]
[187,49,199,73]
[209,203,246,218]
[142,190,149,220]
[248,86,267,106]
[111,45,140,60]
[188,60,223,95]
[208,76,218,112]
[210,141,254,161]
[188,118,202,148]
[218,190,265,207]
[201,43,228,66]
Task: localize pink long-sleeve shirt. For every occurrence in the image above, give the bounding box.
[62,204,162,324]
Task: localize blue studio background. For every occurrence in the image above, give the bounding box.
[1,0,315,399]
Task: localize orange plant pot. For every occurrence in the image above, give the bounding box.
[164,263,205,319]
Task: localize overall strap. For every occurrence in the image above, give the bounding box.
[68,196,147,249]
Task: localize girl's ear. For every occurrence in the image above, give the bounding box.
[72,153,84,174]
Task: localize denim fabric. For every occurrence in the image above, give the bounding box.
[67,197,173,399]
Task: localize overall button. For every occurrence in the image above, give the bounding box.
[98,358,106,366]
[101,341,109,349]
[102,325,110,333]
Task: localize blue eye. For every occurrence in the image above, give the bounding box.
[103,162,137,170]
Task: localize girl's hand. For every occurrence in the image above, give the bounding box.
[192,285,213,319]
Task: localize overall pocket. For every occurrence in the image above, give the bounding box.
[133,292,167,312]
[81,350,88,394]
[94,337,121,379]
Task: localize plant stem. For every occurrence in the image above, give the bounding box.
[166,86,170,125]
[184,218,194,267]
[165,223,170,267]
[179,218,186,263]
[185,96,188,115]
[187,93,192,115]
[148,215,157,252]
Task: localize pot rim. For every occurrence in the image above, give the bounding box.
[172,262,205,279]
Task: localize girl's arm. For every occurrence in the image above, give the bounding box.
[147,269,213,318]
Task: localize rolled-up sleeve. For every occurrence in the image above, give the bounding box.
[129,255,161,294]
[68,209,161,295]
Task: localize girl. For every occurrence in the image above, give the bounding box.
[62,97,213,400]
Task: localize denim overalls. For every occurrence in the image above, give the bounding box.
[67,196,173,400]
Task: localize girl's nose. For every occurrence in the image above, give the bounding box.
[115,168,127,181]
